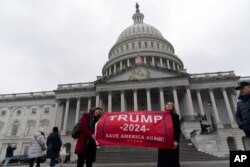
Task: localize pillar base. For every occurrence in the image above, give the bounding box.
[60,130,66,135]
[215,122,223,129]
[230,121,238,128]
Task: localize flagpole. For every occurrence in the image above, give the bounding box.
[136,35,142,64]
[137,35,140,55]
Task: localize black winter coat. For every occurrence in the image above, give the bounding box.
[46,132,62,158]
[235,94,250,131]
[5,146,15,158]
[157,112,180,167]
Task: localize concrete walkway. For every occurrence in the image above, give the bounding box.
[7,160,229,167]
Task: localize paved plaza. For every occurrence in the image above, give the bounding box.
[4,160,229,167]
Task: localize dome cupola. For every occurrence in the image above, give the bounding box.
[102,3,184,77]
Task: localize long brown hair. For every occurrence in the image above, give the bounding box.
[165,101,177,114]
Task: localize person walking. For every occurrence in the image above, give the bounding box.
[235,81,250,137]
[3,144,16,167]
[157,102,181,167]
[46,127,62,167]
[74,107,103,167]
[28,131,46,167]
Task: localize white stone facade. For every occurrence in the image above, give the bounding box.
[0,5,250,162]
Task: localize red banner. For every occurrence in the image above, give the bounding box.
[95,111,174,149]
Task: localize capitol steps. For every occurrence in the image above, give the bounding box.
[190,128,245,157]
[95,134,224,163]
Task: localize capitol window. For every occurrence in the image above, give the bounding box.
[151,42,154,48]
[1,110,6,116]
[26,120,36,136]
[138,42,141,49]
[31,109,36,114]
[145,42,148,48]
[39,119,49,133]
[44,108,50,114]
[11,120,20,136]
[17,110,21,115]
[132,43,135,49]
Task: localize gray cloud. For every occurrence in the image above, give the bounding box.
[0,0,249,94]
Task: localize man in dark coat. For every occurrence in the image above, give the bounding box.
[46,127,62,167]
[75,107,103,167]
[3,144,16,167]
[235,81,250,137]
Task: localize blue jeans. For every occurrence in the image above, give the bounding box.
[3,157,11,167]
[50,157,56,167]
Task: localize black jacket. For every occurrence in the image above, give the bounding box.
[5,145,15,158]
[171,112,180,142]
[46,132,62,158]
[235,94,250,131]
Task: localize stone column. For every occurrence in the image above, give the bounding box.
[53,100,59,127]
[143,56,147,64]
[127,59,130,67]
[96,93,100,107]
[152,57,155,66]
[99,99,103,108]
[62,99,70,135]
[109,67,111,75]
[121,91,125,112]
[120,61,123,70]
[87,98,91,112]
[5,107,14,136]
[167,59,170,69]
[133,89,138,111]
[173,62,176,70]
[209,89,223,128]
[176,64,180,70]
[186,87,195,115]
[230,90,237,112]
[196,90,205,116]
[75,98,81,124]
[108,91,112,112]
[159,88,165,111]
[222,88,237,128]
[173,87,180,115]
[160,58,163,67]
[114,64,117,73]
[57,104,64,131]
[146,89,152,111]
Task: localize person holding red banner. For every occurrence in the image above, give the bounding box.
[74,107,103,167]
[157,102,181,167]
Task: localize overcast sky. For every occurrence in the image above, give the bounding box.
[0,0,249,94]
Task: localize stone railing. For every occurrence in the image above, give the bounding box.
[0,91,55,100]
[57,82,95,90]
[190,71,235,79]
[239,76,250,82]
[180,115,202,122]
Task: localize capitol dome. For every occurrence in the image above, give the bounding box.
[102,3,184,77]
[117,23,164,43]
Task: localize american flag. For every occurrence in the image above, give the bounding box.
[135,55,143,64]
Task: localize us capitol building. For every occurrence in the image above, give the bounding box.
[0,4,249,162]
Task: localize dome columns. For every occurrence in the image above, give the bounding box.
[103,56,183,77]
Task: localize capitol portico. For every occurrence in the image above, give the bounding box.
[0,4,249,162]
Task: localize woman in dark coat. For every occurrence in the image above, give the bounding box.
[157,101,181,167]
[46,127,62,167]
[75,107,103,167]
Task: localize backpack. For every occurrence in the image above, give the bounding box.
[71,121,81,139]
